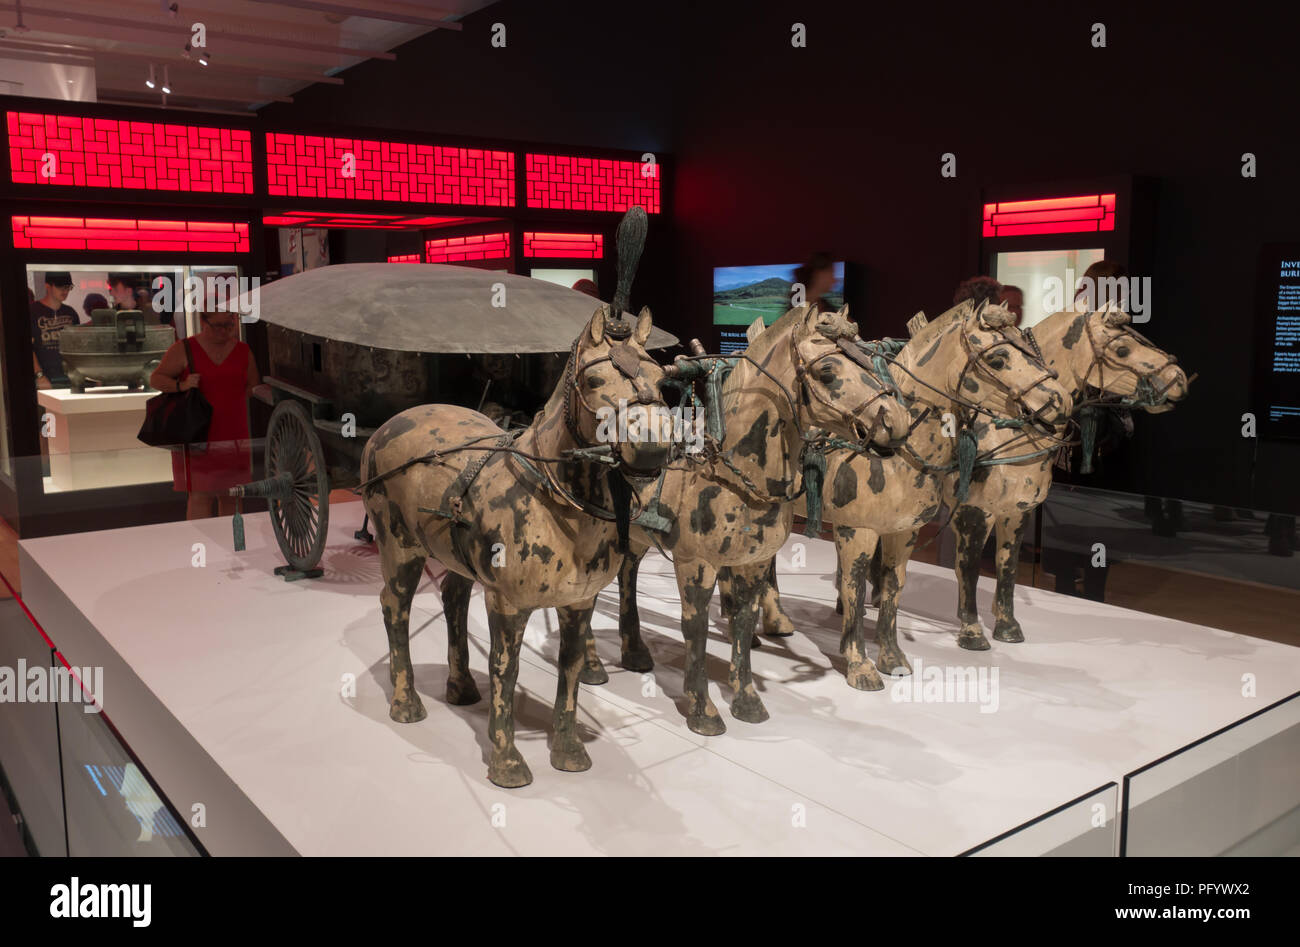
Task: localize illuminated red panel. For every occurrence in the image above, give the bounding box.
[12,216,250,252]
[982,193,1117,237]
[525,154,660,213]
[425,232,510,263]
[387,253,421,263]
[266,133,515,206]
[523,232,604,258]
[6,111,253,193]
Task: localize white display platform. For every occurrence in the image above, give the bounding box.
[18,510,1300,856]
[37,387,171,491]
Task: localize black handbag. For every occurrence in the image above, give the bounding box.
[137,338,213,449]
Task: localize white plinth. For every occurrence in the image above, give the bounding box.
[37,387,172,491]
[18,511,1300,856]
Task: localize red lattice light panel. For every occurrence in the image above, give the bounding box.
[523,232,604,258]
[12,216,250,253]
[425,232,510,263]
[7,111,253,193]
[526,154,660,213]
[387,253,422,263]
[983,194,1116,237]
[266,133,514,206]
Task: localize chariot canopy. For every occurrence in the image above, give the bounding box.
[248,263,679,354]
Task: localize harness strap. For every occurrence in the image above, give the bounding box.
[430,432,515,580]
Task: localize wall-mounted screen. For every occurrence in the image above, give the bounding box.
[1255,244,1300,440]
[713,262,844,327]
[714,262,844,353]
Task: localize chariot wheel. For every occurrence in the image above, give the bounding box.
[264,399,330,573]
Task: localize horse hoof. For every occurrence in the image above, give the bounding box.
[488,750,533,788]
[764,614,796,637]
[620,647,654,672]
[730,691,770,723]
[845,661,884,691]
[993,621,1025,643]
[958,625,991,651]
[687,707,727,736]
[834,596,844,615]
[389,697,427,723]
[749,633,763,649]
[550,739,592,773]
[579,662,609,686]
[875,649,912,676]
[446,675,481,706]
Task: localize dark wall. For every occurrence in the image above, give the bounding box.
[259,0,677,153]
[265,1,1300,512]
[668,2,1300,513]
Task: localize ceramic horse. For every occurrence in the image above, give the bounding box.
[579,304,913,732]
[360,305,672,788]
[935,302,1189,649]
[742,299,1075,686]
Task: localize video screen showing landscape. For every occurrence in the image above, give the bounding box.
[713,262,844,326]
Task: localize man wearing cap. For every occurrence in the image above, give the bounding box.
[30,271,78,389]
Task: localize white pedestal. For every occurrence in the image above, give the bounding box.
[37,387,172,491]
[16,516,1300,856]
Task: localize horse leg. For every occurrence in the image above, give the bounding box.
[759,557,796,638]
[441,572,480,705]
[726,561,770,723]
[484,596,535,788]
[836,525,883,691]
[953,505,993,650]
[618,551,654,671]
[717,565,761,649]
[874,530,917,675]
[869,542,884,608]
[992,512,1029,643]
[717,565,734,615]
[379,543,428,723]
[551,597,596,773]
[676,558,725,735]
[834,560,844,614]
[578,616,610,685]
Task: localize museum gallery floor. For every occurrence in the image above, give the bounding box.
[19,510,1300,856]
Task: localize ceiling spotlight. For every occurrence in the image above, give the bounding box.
[14,0,30,33]
[182,40,191,59]
[198,49,209,67]
[145,64,156,89]
[161,65,171,94]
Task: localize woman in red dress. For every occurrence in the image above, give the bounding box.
[149,312,260,520]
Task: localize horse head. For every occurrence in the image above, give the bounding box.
[954,299,1073,431]
[791,304,912,449]
[564,303,672,480]
[1073,304,1190,413]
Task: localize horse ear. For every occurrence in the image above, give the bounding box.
[634,306,653,345]
[800,303,823,333]
[588,304,607,344]
[746,316,765,344]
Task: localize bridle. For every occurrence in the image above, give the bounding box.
[1074,311,1185,409]
[952,322,1060,430]
[559,323,666,458]
[792,331,902,447]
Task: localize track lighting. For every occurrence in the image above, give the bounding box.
[14,0,29,33]
[146,64,156,89]
[198,49,209,66]
[161,65,171,94]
